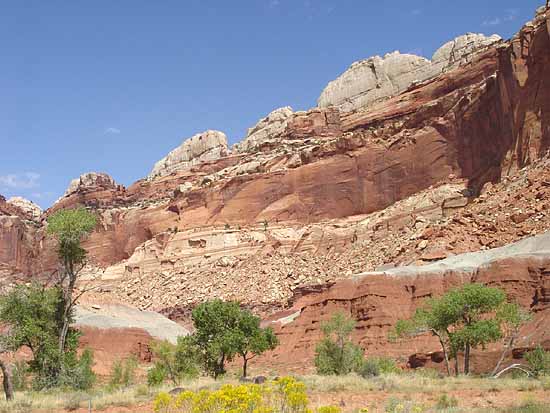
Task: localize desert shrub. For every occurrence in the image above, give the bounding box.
[435,393,458,409]
[510,399,550,413]
[148,363,168,387]
[358,357,400,378]
[75,348,96,390]
[64,392,88,411]
[0,399,33,413]
[148,336,200,386]
[525,346,550,378]
[315,312,363,375]
[359,358,380,378]
[385,397,424,413]
[11,360,28,391]
[317,407,342,413]
[109,355,138,389]
[153,376,309,413]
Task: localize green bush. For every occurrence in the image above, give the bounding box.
[147,363,167,387]
[109,355,138,389]
[314,312,364,375]
[525,346,550,378]
[11,360,28,391]
[147,336,200,386]
[358,357,400,378]
[359,358,380,378]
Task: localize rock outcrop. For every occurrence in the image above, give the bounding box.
[1,6,549,374]
[149,130,229,179]
[234,107,294,153]
[74,303,189,374]
[262,232,550,373]
[63,172,121,197]
[318,33,501,112]
[6,197,42,220]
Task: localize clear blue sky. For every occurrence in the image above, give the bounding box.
[1,0,543,208]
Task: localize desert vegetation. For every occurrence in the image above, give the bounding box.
[0,211,548,411]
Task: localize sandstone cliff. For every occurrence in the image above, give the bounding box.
[318,33,501,112]
[1,5,549,373]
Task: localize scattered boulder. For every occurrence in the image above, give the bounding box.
[253,375,267,384]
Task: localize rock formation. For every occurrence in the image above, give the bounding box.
[262,232,550,373]
[6,197,42,220]
[64,172,121,197]
[149,130,229,179]
[234,107,294,153]
[318,33,501,112]
[1,6,549,373]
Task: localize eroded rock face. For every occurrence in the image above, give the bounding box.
[149,130,229,179]
[64,172,120,197]
[318,33,501,112]
[234,107,294,153]
[261,232,550,373]
[7,197,42,220]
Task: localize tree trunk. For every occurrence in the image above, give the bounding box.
[58,267,76,353]
[464,344,471,375]
[243,356,248,378]
[454,355,460,376]
[491,334,516,377]
[434,332,451,376]
[0,361,14,401]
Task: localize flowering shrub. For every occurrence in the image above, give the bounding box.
[153,377,312,413]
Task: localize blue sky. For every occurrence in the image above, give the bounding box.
[0,0,542,208]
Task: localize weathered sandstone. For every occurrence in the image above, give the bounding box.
[234,107,294,153]
[149,130,228,179]
[261,232,550,373]
[318,33,501,112]
[6,197,42,220]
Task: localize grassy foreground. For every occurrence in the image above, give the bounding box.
[0,373,548,413]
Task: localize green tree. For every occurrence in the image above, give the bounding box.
[314,312,363,375]
[0,341,14,401]
[0,283,95,389]
[148,337,200,386]
[394,284,513,375]
[192,300,243,378]
[231,310,278,378]
[47,207,97,354]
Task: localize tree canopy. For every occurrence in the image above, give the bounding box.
[191,300,278,378]
[394,283,523,375]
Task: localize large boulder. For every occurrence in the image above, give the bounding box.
[149,130,228,179]
[318,33,501,112]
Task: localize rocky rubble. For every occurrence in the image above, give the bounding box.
[83,153,550,321]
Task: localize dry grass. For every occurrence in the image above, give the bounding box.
[0,374,547,412]
[299,372,546,394]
